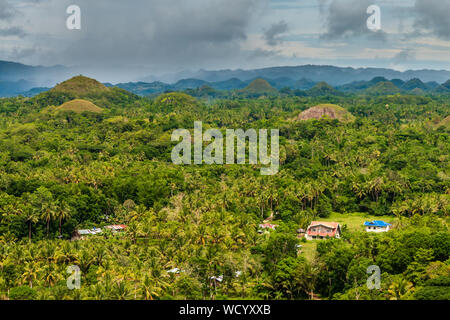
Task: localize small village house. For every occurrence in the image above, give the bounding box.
[210,275,223,283]
[296,228,306,238]
[72,224,127,240]
[258,223,278,234]
[104,224,127,233]
[259,223,278,230]
[364,220,391,233]
[167,268,184,275]
[305,221,341,240]
[72,227,102,240]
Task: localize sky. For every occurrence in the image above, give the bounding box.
[0,0,449,82]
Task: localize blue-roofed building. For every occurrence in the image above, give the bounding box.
[364,220,391,233]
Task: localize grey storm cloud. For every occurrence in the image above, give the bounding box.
[318,0,386,41]
[413,0,450,40]
[51,0,266,72]
[0,26,25,37]
[7,47,37,60]
[264,20,288,46]
[0,0,16,20]
[392,49,415,65]
[0,0,26,38]
[1,0,449,79]
[317,0,329,15]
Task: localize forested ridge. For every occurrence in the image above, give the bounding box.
[0,77,448,300]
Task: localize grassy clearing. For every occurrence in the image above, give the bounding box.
[298,212,396,262]
[298,241,317,261]
[321,212,395,232]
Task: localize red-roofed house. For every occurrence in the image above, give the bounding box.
[305,221,341,240]
[258,223,278,231]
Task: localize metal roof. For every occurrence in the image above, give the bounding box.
[77,228,102,235]
[259,223,278,230]
[364,220,391,227]
[308,221,340,229]
[105,224,127,230]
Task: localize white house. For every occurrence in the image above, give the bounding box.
[364,220,391,233]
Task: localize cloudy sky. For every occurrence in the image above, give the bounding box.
[1,0,449,81]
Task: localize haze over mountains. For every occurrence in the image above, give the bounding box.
[150,65,450,85]
[1,60,450,97]
[94,76,450,97]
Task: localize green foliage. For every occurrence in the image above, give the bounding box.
[0,80,448,300]
[9,286,37,300]
[414,276,450,300]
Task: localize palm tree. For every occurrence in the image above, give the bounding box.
[295,260,321,300]
[352,182,366,199]
[387,278,414,300]
[76,249,94,274]
[129,205,147,222]
[112,281,131,300]
[368,176,384,203]
[55,203,71,237]
[89,283,104,300]
[93,246,106,267]
[41,202,56,238]
[24,208,39,240]
[141,275,163,300]
[21,263,39,288]
[42,264,59,287]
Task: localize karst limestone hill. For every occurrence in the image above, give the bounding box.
[51,75,111,95]
[55,99,103,113]
[294,104,355,122]
[240,78,278,94]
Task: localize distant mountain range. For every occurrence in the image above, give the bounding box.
[102,77,319,96]
[144,65,450,85]
[3,76,450,98]
[1,59,450,97]
[0,60,74,95]
[104,76,450,97]
[0,79,36,97]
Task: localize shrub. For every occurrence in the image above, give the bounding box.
[9,286,37,300]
